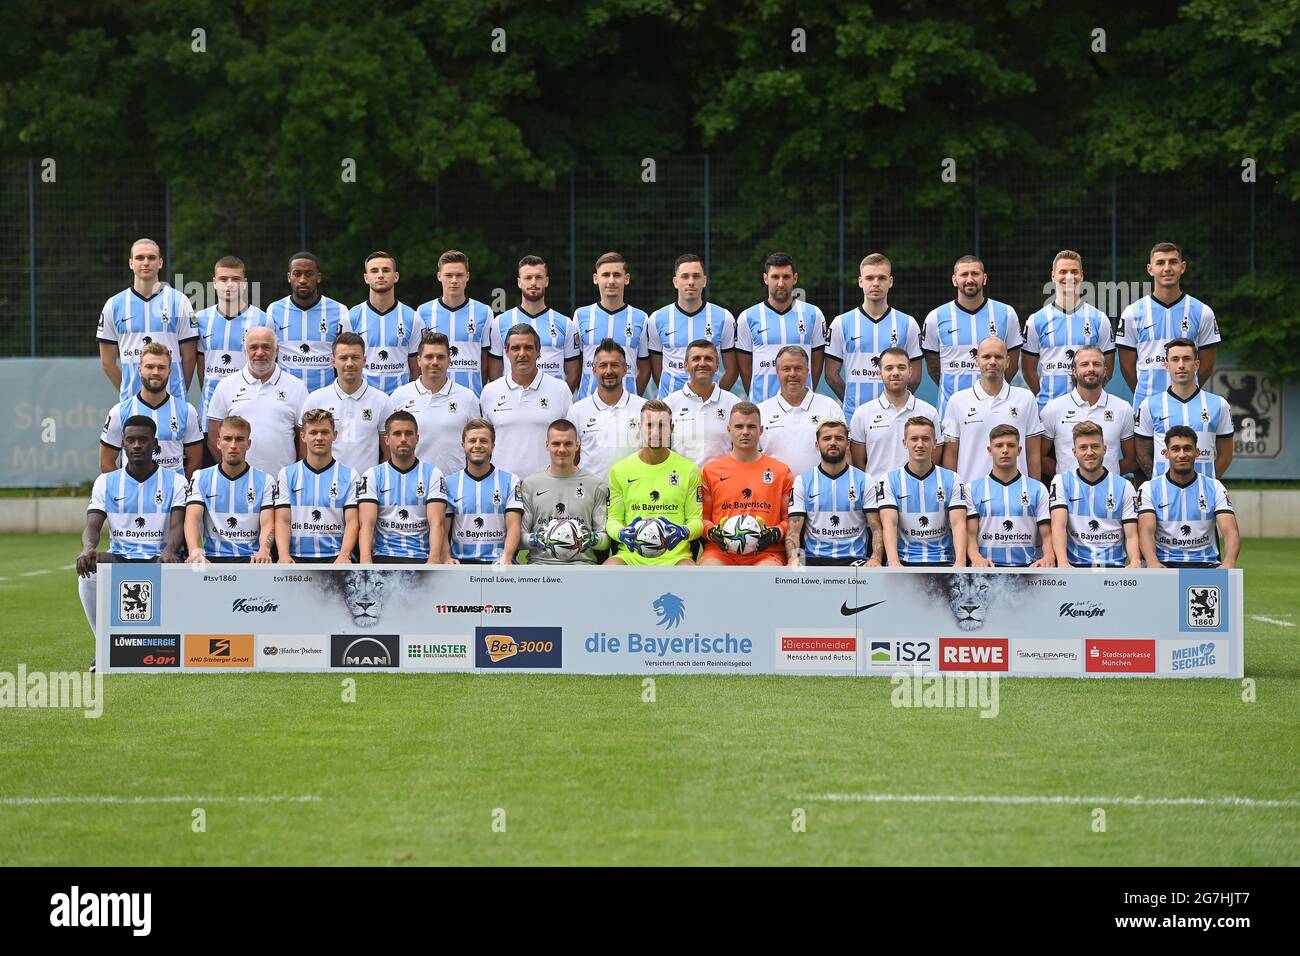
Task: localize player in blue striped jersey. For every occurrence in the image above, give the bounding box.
[1117,242,1221,408]
[77,416,187,647]
[435,419,523,565]
[575,252,651,399]
[1049,421,1138,568]
[874,417,968,566]
[416,250,492,395]
[1134,339,1233,479]
[183,415,274,562]
[824,253,922,424]
[964,425,1053,568]
[1138,426,1240,568]
[98,238,197,403]
[346,251,420,395]
[274,409,359,563]
[195,255,270,429]
[922,255,1023,418]
[786,421,879,566]
[267,251,350,393]
[648,254,739,397]
[736,252,826,403]
[358,411,445,564]
[100,342,203,477]
[1021,250,1115,409]
[487,255,580,390]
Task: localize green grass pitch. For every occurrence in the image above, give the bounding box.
[0,534,1296,866]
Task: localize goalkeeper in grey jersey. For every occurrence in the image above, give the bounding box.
[518,419,610,564]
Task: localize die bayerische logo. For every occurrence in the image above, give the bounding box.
[653,593,686,629]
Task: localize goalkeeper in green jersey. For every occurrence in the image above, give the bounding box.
[605,399,703,566]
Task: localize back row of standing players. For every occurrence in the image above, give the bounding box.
[89,240,1240,571]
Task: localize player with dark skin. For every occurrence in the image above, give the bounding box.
[77,423,184,577]
[288,256,323,309]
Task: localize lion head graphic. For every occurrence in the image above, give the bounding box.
[921,573,1030,632]
[654,592,686,629]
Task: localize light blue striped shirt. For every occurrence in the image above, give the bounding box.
[359,460,443,559]
[195,305,270,423]
[1134,387,1233,478]
[415,298,492,395]
[439,466,523,562]
[490,307,580,383]
[97,285,197,402]
[825,307,922,423]
[186,464,275,558]
[921,299,1023,417]
[736,300,827,403]
[1138,472,1232,565]
[965,472,1050,566]
[88,466,187,559]
[647,302,736,397]
[274,459,358,559]
[1022,301,1114,408]
[267,294,350,393]
[574,303,650,398]
[346,300,420,395]
[790,465,871,560]
[875,464,967,564]
[1116,293,1220,408]
[1049,469,1136,567]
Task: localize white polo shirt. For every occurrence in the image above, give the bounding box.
[384,377,481,477]
[300,380,389,478]
[757,389,845,478]
[941,379,1043,482]
[206,365,308,477]
[566,389,647,479]
[666,384,740,468]
[481,370,574,480]
[848,391,941,476]
[1040,388,1135,475]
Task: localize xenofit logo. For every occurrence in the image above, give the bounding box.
[1058,601,1105,619]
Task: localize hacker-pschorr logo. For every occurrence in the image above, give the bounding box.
[1187,586,1220,628]
[118,580,153,623]
[330,634,400,667]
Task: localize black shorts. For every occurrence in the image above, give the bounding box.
[1162,561,1219,569]
[804,555,859,567]
[898,560,953,568]
[291,556,340,564]
[372,555,429,565]
[455,559,496,566]
[204,555,251,564]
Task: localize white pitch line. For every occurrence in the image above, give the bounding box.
[1251,615,1295,628]
[796,793,1300,809]
[0,795,323,806]
[59,564,76,570]
[18,569,51,577]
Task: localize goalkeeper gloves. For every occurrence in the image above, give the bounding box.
[707,525,728,546]
[616,519,644,553]
[757,526,783,550]
[658,518,690,550]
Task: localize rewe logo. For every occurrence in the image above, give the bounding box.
[939,638,1009,671]
[50,885,151,936]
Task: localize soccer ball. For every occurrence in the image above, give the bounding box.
[718,514,765,555]
[541,517,587,561]
[631,518,669,558]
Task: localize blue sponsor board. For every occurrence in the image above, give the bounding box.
[475,626,563,669]
[1178,569,1229,634]
[111,563,161,627]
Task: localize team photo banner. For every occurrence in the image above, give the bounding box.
[97,564,1243,678]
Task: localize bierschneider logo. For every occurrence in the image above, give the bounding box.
[118,580,153,623]
[231,596,280,614]
[1058,601,1105,619]
[330,634,399,667]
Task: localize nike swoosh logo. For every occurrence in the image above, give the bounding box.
[627,478,639,484]
[535,490,547,496]
[717,475,733,482]
[840,601,886,616]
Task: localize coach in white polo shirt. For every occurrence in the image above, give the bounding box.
[384,331,480,476]
[849,345,940,476]
[300,331,388,476]
[566,338,646,478]
[206,325,307,476]
[757,346,844,478]
[667,338,739,468]
[481,323,573,480]
[942,336,1042,482]
[1040,345,1135,478]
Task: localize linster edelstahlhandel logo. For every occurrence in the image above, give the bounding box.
[475,627,563,669]
[330,634,400,668]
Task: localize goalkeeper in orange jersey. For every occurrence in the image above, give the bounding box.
[699,402,793,566]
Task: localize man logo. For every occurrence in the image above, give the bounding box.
[968,348,978,360]
[450,345,460,357]
[119,581,152,621]
[311,509,322,521]
[654,592,686,628]
[333,635,398,667]
[134,517,147,528]
[649,490,661,502]
[1064,348,1076,363]
[1188,586,1220,627]
[1088,519,1100,532]
[226,517,238,529]
[142,335,154,345]
[1001,519,1014,532]
[209,638,231,657]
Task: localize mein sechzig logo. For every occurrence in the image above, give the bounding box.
[1171,641,1218,671]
